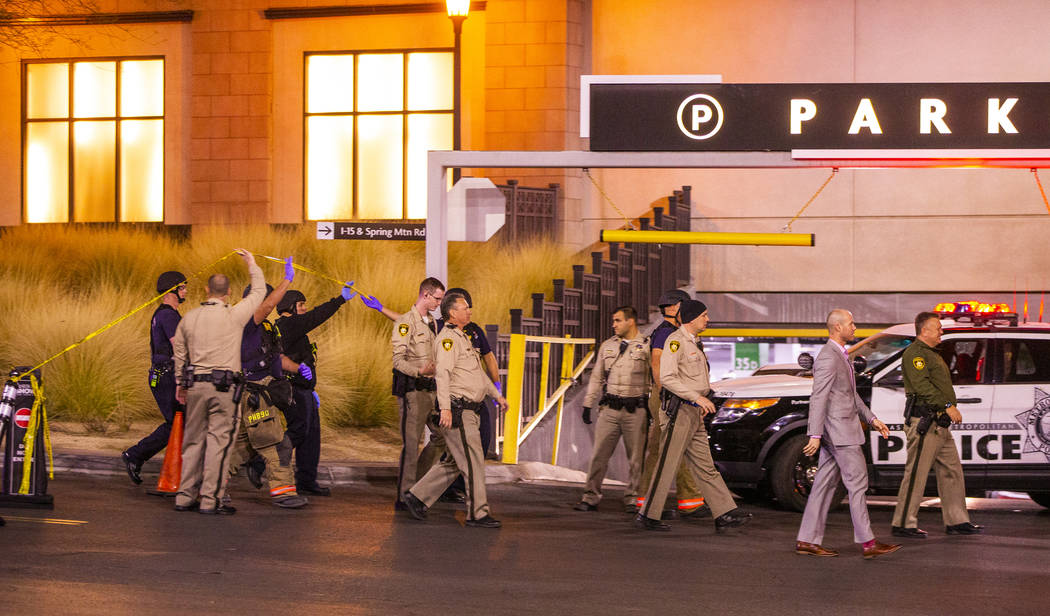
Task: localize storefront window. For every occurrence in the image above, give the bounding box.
[305,51,453,220]
[23,58,165,223]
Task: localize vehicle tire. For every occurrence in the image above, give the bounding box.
[768,434,847,512]
[1027,492,1050,509]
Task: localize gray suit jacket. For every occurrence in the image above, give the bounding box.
[807,340,876,446]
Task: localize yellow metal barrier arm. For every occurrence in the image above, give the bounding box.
[551,336,576,466]
[501,334,527,464]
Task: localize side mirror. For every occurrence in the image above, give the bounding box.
[797,352,814,370]
[852,355,868,373]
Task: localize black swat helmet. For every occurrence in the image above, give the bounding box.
[243,283,275,299]
[657,289,690,307]
[157,271,187,303]
[277,290,306,315]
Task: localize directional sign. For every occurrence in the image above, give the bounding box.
[315,221,426,241]
[14,407,31,429]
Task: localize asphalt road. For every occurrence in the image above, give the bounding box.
[1,475,1048,615]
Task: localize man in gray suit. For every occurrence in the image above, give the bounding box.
[795,309,901,559]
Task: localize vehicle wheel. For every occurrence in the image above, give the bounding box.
[1027,492,1050,509]
[768,434,846,512]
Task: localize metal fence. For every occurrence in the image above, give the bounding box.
[480,185,693,455]
[498,180,560,243]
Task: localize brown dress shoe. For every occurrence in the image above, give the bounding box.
[795,541,838,557]
[863,541,901,560]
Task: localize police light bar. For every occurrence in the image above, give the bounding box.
[934,301,1018,326]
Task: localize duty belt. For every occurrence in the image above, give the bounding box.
[411,376,437,392]
[599,393,647,412]
[451,397,485,412]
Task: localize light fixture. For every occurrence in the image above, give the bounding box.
[446,1,470,183]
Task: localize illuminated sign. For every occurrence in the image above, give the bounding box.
[316,221,426,241]
[588,83,1050,151]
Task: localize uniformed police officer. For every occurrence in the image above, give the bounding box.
[275,282,355,497]
[891,311,983,537]
[121,271,187,484]
[390,277,445,510]
[574,306,650,512]
[638,289,707,517]
[403,292,508,528]
[637,299,751,532]
[173,249,265,515]
[224,256,308,509]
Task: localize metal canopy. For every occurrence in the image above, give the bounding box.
[425,149,1050,283]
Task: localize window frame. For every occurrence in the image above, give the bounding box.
[302,47,454,221]
[21,55,167,224]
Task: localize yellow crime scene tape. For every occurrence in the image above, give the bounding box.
[4,250,363,491]
[257,255,369,298]
[2,515,88,526]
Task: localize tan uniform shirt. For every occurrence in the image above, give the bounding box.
[434,325,500,409]
[659,326,711,403]
[391,306,439,377]
[173,263,265,376]
[583,334,651,407]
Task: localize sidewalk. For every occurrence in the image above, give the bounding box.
[45,421,589,486]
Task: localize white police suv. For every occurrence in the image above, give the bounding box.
[707,302,1050,512]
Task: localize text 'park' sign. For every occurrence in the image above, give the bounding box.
[589,82,1050,151]
[316,221,426,241]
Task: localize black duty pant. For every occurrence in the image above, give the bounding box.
[126,372,180,464]
[285,385,322,487]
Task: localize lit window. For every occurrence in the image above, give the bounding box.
[24,58,164,223]
[304,51,453,220]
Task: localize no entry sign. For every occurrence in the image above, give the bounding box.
[13,408,30,429]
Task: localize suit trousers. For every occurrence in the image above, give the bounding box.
[125,372,179,464]
[176,385,240,510]
[409,409,490,520]
[642,405,736,521]
[797,443,875,544]
[581,405,647,507]
[639,391,705,511]
[397,390,445,499]
[892,418,970,528]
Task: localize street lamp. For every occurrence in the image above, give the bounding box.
[446,0,470,183]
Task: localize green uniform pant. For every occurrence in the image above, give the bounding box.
[642,405,736,521]
[639,391,705,511]
[397,390,446,498]
[409,409,490,520]
[176,385,239,511]
[892,418,970,528]
[581,405,647,507]
[226,386,297,500]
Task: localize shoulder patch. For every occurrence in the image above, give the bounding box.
[669,340,680,353]
[441,338,454,351]
[398,323,409,337]
[912,356,926,370]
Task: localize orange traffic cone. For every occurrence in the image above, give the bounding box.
[147,410,183,496]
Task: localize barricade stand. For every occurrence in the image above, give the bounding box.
[0,368,54,509]
[147,410,184,496]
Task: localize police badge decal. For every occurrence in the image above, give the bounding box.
[1015,387,1050,462]
[669,341,680,353]
[398,323,409,337]
[441,339,454,351]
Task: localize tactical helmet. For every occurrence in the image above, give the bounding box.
[243,283,275,299]
[156,271,187,303]
[277,290,306,314]
[657,289,690,307]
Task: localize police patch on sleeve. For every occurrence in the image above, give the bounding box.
[441,339,454,351]
[669,340,680,353]
[912,357,925,370]
[398,323,409,337]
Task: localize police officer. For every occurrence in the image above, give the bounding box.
[121,271,187,485]
[403,292,508,528]
[173,249,264,515]
[637,299,751,532]
[891,311,983,537]
[224,256,307,509]
[390,277,445,509]
[275,282,356,497]
[637,290,707,518]
[574,306,650,513]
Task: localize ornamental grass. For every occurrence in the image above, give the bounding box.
[0,225,581,430]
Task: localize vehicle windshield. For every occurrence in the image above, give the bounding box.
[848,333,913,371]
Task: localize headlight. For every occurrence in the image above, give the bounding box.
[712,398,781,424]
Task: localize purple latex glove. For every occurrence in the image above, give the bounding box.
[298,363,313,381]
[284,256,294,282]
[312,391,320,409]
[341,281,356,301]
[360,294,383,312]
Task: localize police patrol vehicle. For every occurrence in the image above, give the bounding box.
[707,302,1050,511]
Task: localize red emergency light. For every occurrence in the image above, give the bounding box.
[934,301,1018,326]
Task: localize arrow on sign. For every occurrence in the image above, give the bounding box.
[316,222,333,239]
